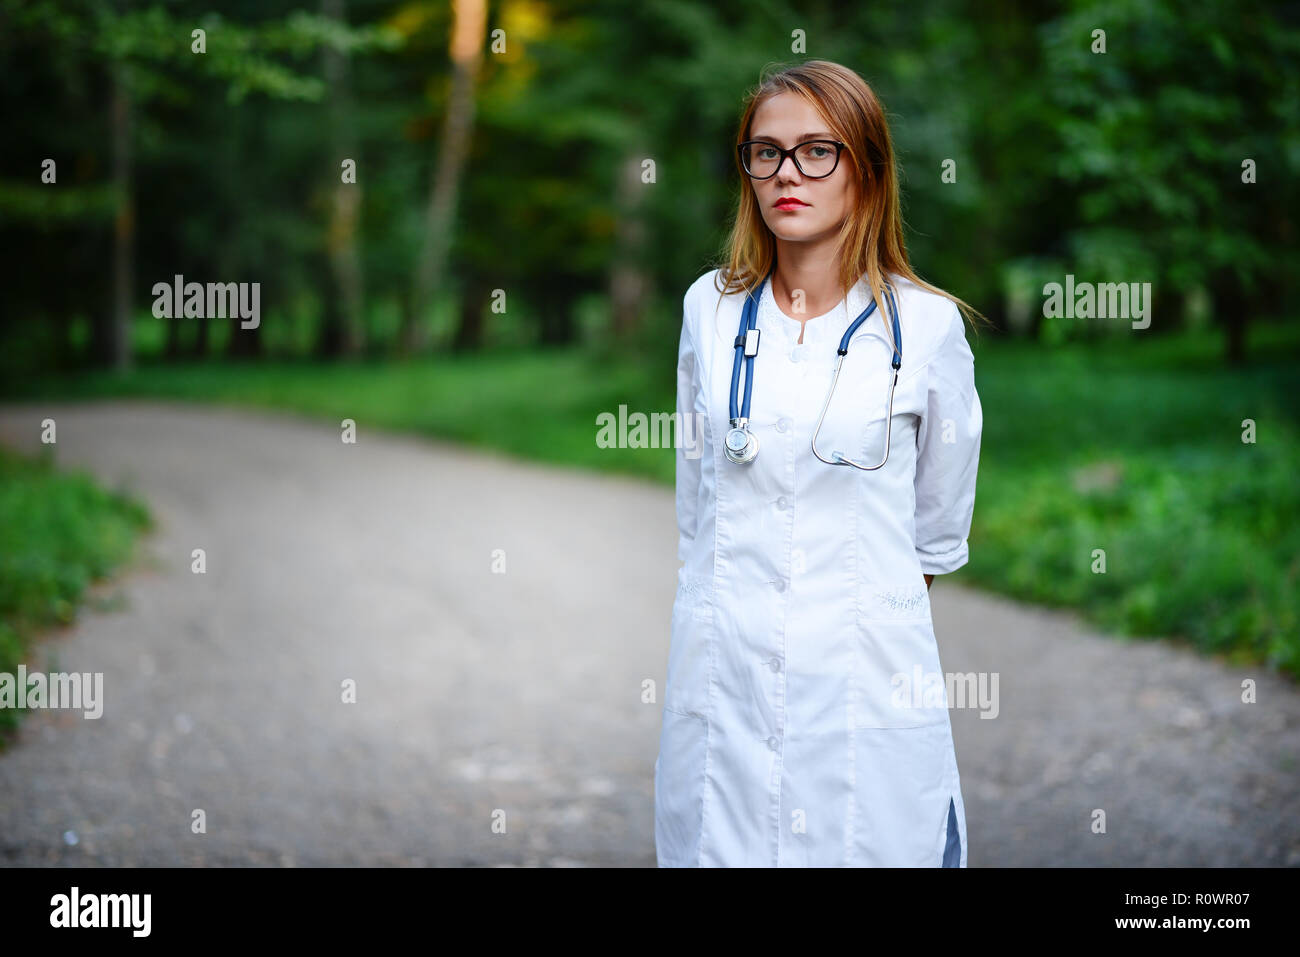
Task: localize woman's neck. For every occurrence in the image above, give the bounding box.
[771,244,844,320]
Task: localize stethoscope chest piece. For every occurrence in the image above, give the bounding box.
[724,422,758,465]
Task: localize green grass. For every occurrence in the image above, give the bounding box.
[0,445,152,739]
[3,346,677,479]
[4,321,1298,679]
[967,323,1300,674]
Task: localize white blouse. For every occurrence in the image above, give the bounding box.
[656,267,983,867]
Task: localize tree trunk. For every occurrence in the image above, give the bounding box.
[164,304,182,360]
[451,276,488,352]
[537,275,578,346]
[609,150,649,340]
[109,61,134,372]
[318,0,365,359]
[223,104,261,360]
[401,0,486,355]
[1210,269,1247,365]
[195,311,211,358]
[226,307,264,358]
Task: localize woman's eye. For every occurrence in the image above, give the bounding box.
[808,146,830,157]
[758,148,778,159]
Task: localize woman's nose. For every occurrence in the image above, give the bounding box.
[775,158,803,185]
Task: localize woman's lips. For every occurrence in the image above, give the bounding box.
[774,199,808,211]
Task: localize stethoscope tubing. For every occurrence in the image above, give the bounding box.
[727,267,902,469]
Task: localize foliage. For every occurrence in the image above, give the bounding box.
[1,0,1294,368]
[0,446,152,737]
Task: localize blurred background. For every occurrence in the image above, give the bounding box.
[0,0,1298,866]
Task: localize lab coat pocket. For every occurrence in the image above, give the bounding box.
[853,610,947,729]
[859,581,933,623]
[663,573,714,718]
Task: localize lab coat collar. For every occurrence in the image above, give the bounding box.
[710,268,905,351]
[763,271,902,350]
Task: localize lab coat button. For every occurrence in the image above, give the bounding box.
[776,417,791,433]
[776,496,788,510]
[768,657,782,672]
[773,578,786,592]
[766,736,779,751]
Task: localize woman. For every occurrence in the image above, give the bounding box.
[655,60,985,867]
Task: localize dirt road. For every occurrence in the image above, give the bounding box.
[0,400,1295,865]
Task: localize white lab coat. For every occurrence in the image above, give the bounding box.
[655,267,982,867]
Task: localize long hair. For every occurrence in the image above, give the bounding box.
[714,60,987,341]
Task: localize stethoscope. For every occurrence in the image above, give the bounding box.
[725,267,902,469]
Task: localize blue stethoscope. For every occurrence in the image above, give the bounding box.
[725,267,902,469]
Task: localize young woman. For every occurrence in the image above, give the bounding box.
[655,60,984,867]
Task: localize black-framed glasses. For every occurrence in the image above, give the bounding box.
[738,139,847,180]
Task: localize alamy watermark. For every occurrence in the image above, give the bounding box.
[151,274,260,329]
[1042,274,1151,329]
[889,667,999,719]
[596,405,705,459]
[0,665,103,719]
[50,886,150,936]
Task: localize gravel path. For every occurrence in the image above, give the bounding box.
[0,400,1295,866]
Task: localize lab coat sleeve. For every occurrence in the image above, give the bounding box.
[675,293,702,564]
[913,303,983,575]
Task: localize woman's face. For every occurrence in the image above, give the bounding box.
[746,92,857,245]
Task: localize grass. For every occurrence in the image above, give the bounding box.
[3,346,676,479]
[2,319,1298,680]
[967,324,1300,674]
[0,445,152,739]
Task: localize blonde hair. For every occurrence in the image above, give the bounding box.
[714,59,988,340]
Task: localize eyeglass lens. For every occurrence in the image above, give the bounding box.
[743,141,839,178]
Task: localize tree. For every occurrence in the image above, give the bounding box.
[404,0,486,355]
[1041,0,1300,359]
